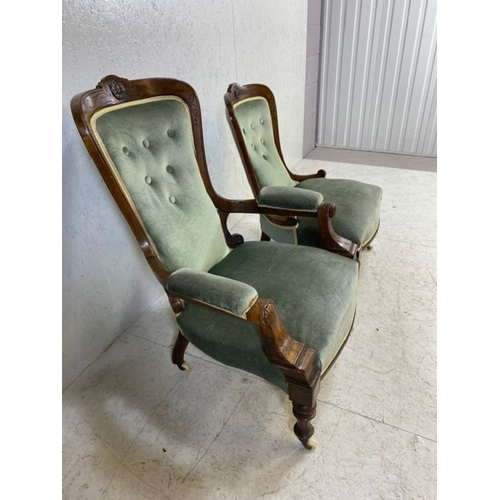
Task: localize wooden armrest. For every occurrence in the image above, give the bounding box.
[290,169,327,182]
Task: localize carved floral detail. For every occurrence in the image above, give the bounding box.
[83,93,115,110]
[186,93,200,126]
[109,79,126,100]
[261,302,277,325]
[83,95,95,110]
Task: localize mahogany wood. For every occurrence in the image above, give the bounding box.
[172,331,190,370]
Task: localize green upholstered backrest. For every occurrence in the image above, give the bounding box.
[233,97,296,189]
[91,97,229,272]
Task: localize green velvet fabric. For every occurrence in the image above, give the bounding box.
[233,98,296,188]
[296,179,382,247]
[94,98,229,272]
[177,241,358,391]
[167,268,258,319]
[258,186,323,211]
[260,215,297,245]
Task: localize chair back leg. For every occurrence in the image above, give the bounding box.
[172,331,190,371]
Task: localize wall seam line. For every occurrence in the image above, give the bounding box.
[398,0,428,152]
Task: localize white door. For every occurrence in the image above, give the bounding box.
[317,0,437,156]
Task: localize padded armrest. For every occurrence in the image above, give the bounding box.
[257,186,324,212]
[167,268,258,319]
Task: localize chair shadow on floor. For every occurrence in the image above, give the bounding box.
[64,332,313,497]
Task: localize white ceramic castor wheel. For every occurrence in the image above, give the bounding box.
[180,362,190,372]
[303,438,317,450]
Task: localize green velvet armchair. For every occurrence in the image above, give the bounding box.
[71,75,359,449]
[224,83,383,260]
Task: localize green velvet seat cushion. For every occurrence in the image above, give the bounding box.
[177,241,358,391]
[296,178,382,247]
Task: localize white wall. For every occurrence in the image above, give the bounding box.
[62,0,307,389]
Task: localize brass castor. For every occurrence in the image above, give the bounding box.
[302,438,317,450]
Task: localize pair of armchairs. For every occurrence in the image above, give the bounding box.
[70,75,382,449]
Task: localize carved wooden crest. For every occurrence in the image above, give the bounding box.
[109,78,126,100]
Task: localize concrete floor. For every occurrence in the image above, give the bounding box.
[62,159,437,499]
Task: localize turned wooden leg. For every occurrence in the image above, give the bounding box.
[246,299,321,449]
[260,231,271,241]
[288,378,320,450]
[292,403,317,449]
[172,331,190,371]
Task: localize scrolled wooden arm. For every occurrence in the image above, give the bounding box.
[213,194,331,219]
[290,169,327,182]
[212,190,359,260]
[247,299,318,385]
[317,202,359,260]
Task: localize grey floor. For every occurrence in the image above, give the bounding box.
[63,159,437,499]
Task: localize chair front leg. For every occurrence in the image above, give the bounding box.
[292,403,317,449]
[247,299,321,449]
[284,366,321,450]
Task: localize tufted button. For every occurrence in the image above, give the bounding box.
[166,165,174,174]
[260,138,265,145]
[122,146,130,156]
[142,139,149,148]
[251,143,256,150]
[145,176,152,184]
[259,118,264,124]
[242,128,246,135]
[250,123,255,130]
[167,129,175,138]
[169,196,176,204]
[262,154,268,161]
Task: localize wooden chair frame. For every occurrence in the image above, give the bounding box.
[71,75,355,448]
